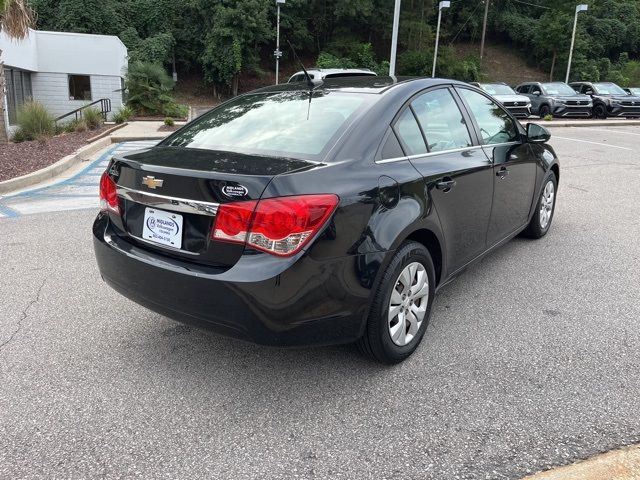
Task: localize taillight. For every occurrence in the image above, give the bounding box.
[211,194,338,256]
[99,171,120,215]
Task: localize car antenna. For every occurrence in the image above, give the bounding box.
[286,40,316,120]
[287,40,316,90]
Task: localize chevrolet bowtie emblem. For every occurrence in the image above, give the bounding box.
[142,176,164,189]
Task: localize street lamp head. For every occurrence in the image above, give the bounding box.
[276,0,285,4]
[576,4,588,13]
[439,1,450,9]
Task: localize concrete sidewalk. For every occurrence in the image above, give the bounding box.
[109,121,186,142]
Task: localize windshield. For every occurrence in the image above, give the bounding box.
[479,84,516,95]
[629,88,640,96]
[164,91,369,158]
[542,83,577,96]
[594,83,627,95]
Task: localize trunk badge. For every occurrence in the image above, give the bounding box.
[222,184,249,198]
[142,176,164,189]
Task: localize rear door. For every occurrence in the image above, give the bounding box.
[395,86,494,272]
[455,87,536,246]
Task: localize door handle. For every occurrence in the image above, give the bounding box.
[496,167,509,179]
[436,177,456,192]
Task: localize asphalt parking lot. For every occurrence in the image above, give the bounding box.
[1,125,639,479]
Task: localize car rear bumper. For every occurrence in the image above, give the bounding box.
[93,213,375,346]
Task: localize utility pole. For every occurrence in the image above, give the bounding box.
[389,0,402,76]
[432,1,450,78]
[566,4,588,83]
[274,0,285,85]
[480,0,490,64]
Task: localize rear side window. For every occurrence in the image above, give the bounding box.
[411,88,472,152]
[165,91,369,158]
[380,130,404,159]
[458,88,518,145]
[394,109,427,155]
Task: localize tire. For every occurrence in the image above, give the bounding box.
[539,104,551,118]
[593,104,607,119]
[357,241,435,364]
[523,171,557,239]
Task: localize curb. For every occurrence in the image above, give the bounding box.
[522,444,640,479]
[85,122,128,143]
[0,137,112,196]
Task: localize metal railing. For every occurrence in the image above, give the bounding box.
[54,98,112,124]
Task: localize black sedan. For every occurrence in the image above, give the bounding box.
[94,77,559,363]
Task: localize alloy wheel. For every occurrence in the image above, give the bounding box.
[539,180,555,229]
[388,262,429,346]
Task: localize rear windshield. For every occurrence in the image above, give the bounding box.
[542,83,577,96]
[164,91,370,158]
[479,84,515,95]
[593,83,626,95]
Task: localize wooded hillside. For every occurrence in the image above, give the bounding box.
[31,0,640,92]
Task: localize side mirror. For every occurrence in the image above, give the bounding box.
[585,90,594,95]
[526,123,550,144]
[532,91,541,96]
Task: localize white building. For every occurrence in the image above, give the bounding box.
[0,29,127,132]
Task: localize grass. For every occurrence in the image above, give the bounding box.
[13,101,56,142]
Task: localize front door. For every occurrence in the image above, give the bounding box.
[394,87,494,273]
[456,87,537,246]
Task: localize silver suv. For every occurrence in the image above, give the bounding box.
[287,68,376,83]
[470,82,531,118]
[515,82,592,118]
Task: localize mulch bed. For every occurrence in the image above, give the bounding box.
[0,126,110,182]
[157,125,180,132]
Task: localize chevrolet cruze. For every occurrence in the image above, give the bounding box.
[94,77,560,363]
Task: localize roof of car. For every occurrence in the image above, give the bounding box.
[253,76,469,95]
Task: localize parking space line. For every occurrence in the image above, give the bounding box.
[0,203,19,218]
[571,127,640,137]
[551,136,632,151]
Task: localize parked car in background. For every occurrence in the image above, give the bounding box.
[571,82,640,119]
[93,77,559,364]
[624,87,640,96]
[288,68,376,83]
[470,82,531,118]
[515,82,592,118]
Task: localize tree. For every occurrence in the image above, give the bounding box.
[0,0,34,143]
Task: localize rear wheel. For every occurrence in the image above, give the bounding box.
[523,171,557,239]
[593,104,607,119]
[357,241,435,364]
[539,104,551,118]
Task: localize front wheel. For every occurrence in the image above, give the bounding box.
[539,105,551,118]
[523,171,557,239]
[357,241,435,364]
[593,104,607,119]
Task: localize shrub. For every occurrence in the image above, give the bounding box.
[11,129,28,143]
[126,61,177,116]
[112,105,134,124]
[15,101,56,141]
[163,103,188,118]
[163,117,175,126]
[62,118,89,133]
[544,114,554,121]
[82,107,104,130]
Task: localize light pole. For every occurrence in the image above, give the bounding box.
[565,4,588,83]
[432,1,450,78]
[389,0,402,76]
[480,0,489,64]
[274,0,285,85]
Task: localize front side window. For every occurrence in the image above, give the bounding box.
[165,91,369,158]
[458,88,518,145]
[69,75,92,100]
[393,108,427,156]
[411,88,472,152]
[517,85,530,94]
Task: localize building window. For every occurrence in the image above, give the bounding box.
[5,68,33,126]
[68,75,91,101]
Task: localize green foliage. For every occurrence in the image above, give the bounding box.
[15,101,55,141]
[112,106,134,124]
[396,47,480,82]
[163,103,188,118]
[316,43,388,75]
[163,117,175,126]
[63,118,89,133]
[126,61,178,116]
[543,114,554,121]
[82,107,103,130]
